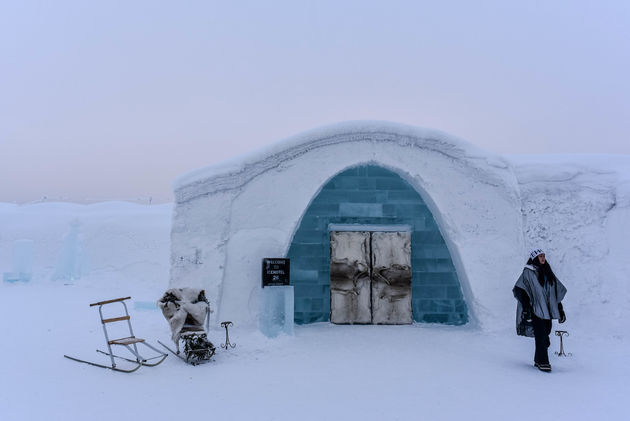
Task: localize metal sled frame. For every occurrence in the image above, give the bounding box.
[64,297,167,372]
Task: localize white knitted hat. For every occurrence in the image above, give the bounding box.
[530,248,545,260]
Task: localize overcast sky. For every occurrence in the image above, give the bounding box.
[1,1,629,203]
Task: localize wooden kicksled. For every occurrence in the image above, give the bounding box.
[64,297,167,373]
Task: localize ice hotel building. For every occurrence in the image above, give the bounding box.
[167,122,535,329]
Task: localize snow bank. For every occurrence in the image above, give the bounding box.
[0,202,172,289]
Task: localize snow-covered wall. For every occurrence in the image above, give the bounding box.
[171,122,525,330]
[508,155,630,335]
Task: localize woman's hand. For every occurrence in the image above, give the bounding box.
[558,302,566,323]
[559,309,566,323]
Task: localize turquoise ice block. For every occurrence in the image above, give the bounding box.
[259,286,294,338]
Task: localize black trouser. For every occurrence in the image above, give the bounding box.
[532,314,552,365]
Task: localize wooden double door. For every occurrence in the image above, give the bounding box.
[330,231,412,324]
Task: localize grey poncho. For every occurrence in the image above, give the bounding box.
[513,265,567,337]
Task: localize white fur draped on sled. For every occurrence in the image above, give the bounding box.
[157,288,212,343]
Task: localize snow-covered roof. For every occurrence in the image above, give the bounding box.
[173,121,509,203]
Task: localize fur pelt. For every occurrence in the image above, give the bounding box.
[157,288,212,343]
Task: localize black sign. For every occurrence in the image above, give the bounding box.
[262,258,290,287]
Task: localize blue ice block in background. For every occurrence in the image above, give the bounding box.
[3,239,33,283]
[53,220,84,281]
[259,286,294,338]
[13,239,33,275]
[134,301,158,310]
[3,272,31,283]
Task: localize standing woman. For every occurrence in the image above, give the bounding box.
[513,249,567,372]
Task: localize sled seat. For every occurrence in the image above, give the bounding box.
[181,330,204,337]
[180,326,205,336]
[109,336,146,346]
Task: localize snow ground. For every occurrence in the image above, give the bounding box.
[1,279,627,421]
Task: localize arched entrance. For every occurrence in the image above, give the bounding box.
[287,165,468,325]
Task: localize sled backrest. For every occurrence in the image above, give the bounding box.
[90,296,131,307]
[90,297,136,345]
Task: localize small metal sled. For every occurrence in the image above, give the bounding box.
[157,289,216,365]
[64,297,167,373]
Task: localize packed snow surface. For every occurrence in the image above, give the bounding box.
[1,282,627,421]
[1,149,630,420]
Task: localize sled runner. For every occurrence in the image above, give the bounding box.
[157,288,216,365]
[64,297,167,372]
